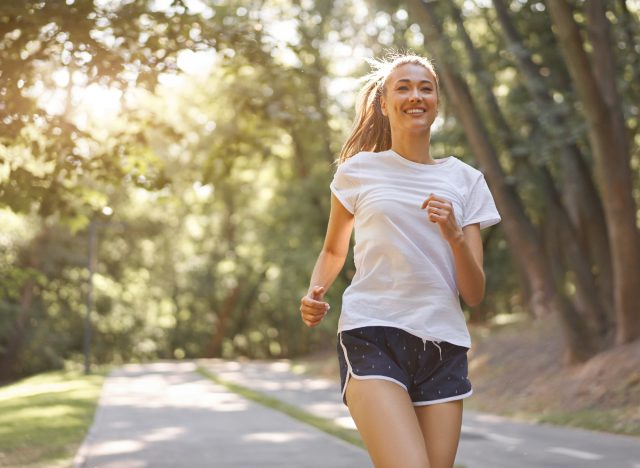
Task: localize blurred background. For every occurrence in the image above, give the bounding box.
[1,0,639,429]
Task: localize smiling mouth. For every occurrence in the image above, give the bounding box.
[404,109,426,114]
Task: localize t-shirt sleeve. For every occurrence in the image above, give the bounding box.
[463,173,501,229]
[330,158,360,214]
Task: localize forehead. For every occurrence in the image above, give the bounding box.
[387,63,435,85]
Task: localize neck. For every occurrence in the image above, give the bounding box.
[389,129,434,164]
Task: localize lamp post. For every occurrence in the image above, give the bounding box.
[84,218,97,375]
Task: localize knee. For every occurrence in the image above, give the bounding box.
[374,452,430,468]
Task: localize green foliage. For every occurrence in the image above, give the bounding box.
[0,0,261,220]
[1,0,638,379]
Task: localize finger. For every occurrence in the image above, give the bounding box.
[429,207,451,218]
[427,200,448,210]
[302,316,322,326]
[301,297,325,308]
[302,295,327,306]
[304,315,324,327]
[310,285,325,299]
[428,194,447,202]
[428,212,446,223]
[301,297,329,310]
[302,306,328,317]
[421,193,434,210]
[301,308,326,320]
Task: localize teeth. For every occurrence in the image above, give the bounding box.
[406,109,425,114]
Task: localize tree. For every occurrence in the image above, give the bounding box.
[546,0,640,345]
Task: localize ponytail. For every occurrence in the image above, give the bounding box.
[338,75,391,163]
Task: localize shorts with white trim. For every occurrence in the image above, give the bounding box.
[337,326,472,407]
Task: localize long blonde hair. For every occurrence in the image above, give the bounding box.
[338,53,440,164]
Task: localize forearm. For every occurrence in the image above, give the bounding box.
[307,249,347,295]
[450,236,485,307]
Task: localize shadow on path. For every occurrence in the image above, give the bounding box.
[74,361,370,468]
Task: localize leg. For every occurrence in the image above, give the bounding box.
[346,377,430,468]
[414,400,463,468]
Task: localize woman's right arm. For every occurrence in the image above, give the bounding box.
[300,193,355,328]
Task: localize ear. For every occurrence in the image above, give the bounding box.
[380,94,388,117]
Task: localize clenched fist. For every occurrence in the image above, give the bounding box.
[300,285,330,328]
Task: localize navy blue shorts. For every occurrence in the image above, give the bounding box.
[337,326,472,406]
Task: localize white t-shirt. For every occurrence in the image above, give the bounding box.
[330,149,501,348]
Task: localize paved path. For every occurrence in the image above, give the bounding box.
[74,362,369,468]
[76,360,640,468]
[202,359,640,468]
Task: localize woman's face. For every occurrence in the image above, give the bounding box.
[380,63,439,134]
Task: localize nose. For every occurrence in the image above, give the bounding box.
[409,88,422,101]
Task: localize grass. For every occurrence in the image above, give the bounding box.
[197,366,467,468]
[196,366,365,448]
[538,409,640,437]
[0,368,107,468]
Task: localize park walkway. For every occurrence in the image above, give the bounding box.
[73,361,369,467]
[75,360,640,468]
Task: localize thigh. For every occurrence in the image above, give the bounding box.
[346,377,429,468]
[414,401,463,468]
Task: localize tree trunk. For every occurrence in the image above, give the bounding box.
[449,1,517,150]
[452,0,608,344]
[546,0,640,344]
[541,168,607,346]
[0,279,36,381]
[0,229,47,381]
[586,0,630,161]
[493,0,614,330]
[204,285,241,358]
[543,209,600,362]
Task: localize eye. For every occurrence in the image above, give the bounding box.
[397,85,409,91]
[422,87,433,92]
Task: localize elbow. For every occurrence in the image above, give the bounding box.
[322,247,348,261]
[465,294,484,308]
[463,278,485,308]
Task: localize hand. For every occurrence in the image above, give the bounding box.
[421,193,464,245]
[300,286,330,328]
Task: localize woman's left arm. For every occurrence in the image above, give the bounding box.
[449,224,484,307]
[422,194,485,307]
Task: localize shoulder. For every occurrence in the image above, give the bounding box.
[335,151,376,173]
[342,151,375,165]
[448,156,484,183]
[445,157,488,203]
[448,156,481,174]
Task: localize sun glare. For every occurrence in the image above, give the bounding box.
[75,83,122,125]
[36,66,124,131]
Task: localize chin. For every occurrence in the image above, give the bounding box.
[405,125,432,134]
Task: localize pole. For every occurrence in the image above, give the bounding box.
[84,219,97,375]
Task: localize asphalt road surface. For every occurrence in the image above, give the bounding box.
[75,360,640,467]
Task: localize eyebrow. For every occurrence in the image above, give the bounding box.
[394,78,434,85]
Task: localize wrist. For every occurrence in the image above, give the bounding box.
[448,231,466,248]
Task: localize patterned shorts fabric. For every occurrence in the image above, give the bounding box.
[337,326,472,406]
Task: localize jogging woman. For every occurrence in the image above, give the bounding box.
[300,53,501,468]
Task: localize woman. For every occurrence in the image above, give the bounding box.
[299,53,501,468]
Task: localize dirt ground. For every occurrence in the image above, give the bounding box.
[296,316,640,436]
[466,315,640,435]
